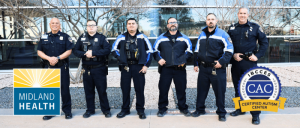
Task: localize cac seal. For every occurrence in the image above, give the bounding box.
[238,66,281,100]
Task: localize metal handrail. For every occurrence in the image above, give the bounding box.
[1,5,300,9]
[1,35,300,41]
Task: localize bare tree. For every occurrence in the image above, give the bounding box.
[0,0,152,84]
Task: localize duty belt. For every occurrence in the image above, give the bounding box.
[199,61,227,69]
[85,57,102,61]
[82,63,105,69]
[200,61,215,67]
[172,65,186,70]
[127,60,138,65]
[81,63,105,76]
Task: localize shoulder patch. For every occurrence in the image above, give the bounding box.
[105,38,109,43]
[68,37,73,43]
[259,27,263,33]
[228,37,232,44]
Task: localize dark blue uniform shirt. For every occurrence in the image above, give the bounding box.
[73,32,111,65]
[153,31,193,67]
[227,21,268,59]
[37,31,74,62]
[194,26,233,66]
[111,31,153,67]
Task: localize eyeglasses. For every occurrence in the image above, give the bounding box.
[86,25,97,27]
[168,22,178,25]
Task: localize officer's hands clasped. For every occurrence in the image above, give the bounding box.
[84,50,95,58]
[158,59,166,66]
[48,56,59,66]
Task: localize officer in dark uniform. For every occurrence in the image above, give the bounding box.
[192,13,233,121]
[73,20,111,118]
[227,7,268,125]
[37,18,73,120]
[153,17,193,117]
[111,18,153,119]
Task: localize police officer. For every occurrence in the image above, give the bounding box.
[153,17,193,117]
[111,18,153,119]
[192,13,233,121]
[228,7,268,125]
[37,18,73,120]
[73,20,111,118]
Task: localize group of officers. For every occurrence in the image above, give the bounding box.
[37,7,268,125]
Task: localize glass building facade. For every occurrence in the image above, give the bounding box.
[0,0,300,70]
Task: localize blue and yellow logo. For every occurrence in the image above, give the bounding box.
[232,66,287,112]
[13,69,61,115]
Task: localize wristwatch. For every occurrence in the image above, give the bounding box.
[57,56,60,60]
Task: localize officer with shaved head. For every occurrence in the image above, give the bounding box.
[37,18,74,120]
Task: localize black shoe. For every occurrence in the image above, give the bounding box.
[65,113,72,119]
[43,116,54,120]
[230,109,246,116]
[219,115,226,122]
[191,111,206,117]
[103,111,112,118]
[252,116,260,125]
[83,111,95,118]
[116,111,130,118]
[180,109,191,117]
[137,112,146,119]
[157,110,167,117]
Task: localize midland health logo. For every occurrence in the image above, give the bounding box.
[13,69,61,115]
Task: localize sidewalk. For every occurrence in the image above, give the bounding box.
[1,108,300,128]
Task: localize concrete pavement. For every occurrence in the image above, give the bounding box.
[1,108,300,128]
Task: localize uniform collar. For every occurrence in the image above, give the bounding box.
[123,30,140,41]
[49,31,62,36]
[163,30,182,38]
[202,26,217,34]
[237,20,250,27]
[124,30,140,37]
[88,32,98,38]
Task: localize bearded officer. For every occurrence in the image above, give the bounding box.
[153,17,193,117]
[192,13,233,121]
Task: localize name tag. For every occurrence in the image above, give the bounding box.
[44,40,48,41]
[81,38,86,41]
[41,35,48,39]
[60,36,63,40]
